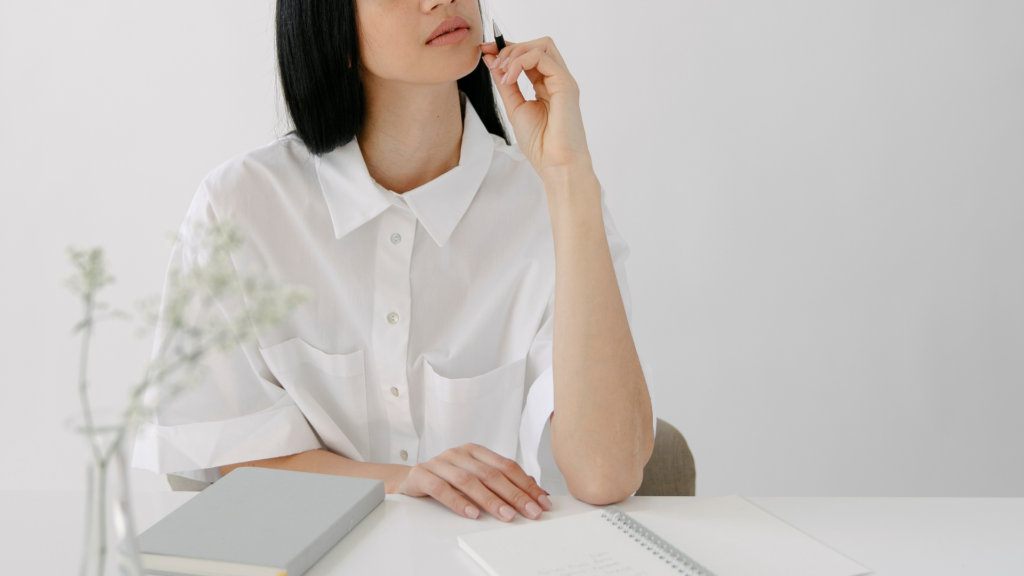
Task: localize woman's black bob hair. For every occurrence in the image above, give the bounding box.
[276,0,510,156]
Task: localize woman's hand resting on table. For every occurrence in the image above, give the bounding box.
[394,443,552,521]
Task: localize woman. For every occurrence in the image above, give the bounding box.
[133,0,654,522]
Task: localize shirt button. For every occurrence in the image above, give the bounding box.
[390,232,402,245]
[390,387,399,397]
[399,450,408,462]
[387,312,400,325]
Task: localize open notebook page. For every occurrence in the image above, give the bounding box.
[629,496,870,576]
[459,509,681,576]
[458,496,871,576]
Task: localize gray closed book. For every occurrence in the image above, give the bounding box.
[138,467,385,576]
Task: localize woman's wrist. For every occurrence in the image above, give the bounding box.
[386,464,413,494]
[541,164,603,234]
[540,161,598,197]
[222,450,414,494]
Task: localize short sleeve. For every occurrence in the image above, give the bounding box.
[130,184,321,483]
[517,185,657,488]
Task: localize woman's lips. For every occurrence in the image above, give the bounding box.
[426,26,470,47]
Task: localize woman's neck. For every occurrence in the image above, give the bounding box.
[357,79,465,194]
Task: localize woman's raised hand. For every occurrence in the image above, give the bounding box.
[479,38,593,181]
[395,443,552,521]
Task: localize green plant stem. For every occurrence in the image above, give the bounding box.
[93,461,108,576]
[76,291,110,576]
[78,294,103,465]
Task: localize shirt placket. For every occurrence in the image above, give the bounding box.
[372,203,420,465]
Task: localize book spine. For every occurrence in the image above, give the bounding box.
[601,506,716,576]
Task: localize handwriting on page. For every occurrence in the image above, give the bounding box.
[535,551,646,576]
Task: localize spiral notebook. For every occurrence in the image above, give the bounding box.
[458,496,870,576]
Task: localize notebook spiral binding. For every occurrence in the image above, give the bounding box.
[601,506,717,576]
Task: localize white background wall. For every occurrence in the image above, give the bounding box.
[2,0,1021,496]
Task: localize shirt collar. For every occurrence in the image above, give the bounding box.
[314,97,494,247]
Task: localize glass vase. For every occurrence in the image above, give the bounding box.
[71,410,144,576]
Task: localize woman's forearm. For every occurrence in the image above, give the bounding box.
[542,164,655,505]
[219,449,411,493]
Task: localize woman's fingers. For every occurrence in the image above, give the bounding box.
[465,444,552,511]
[427,459,520,522]
[450,451,546,519]
[481,37,567,72]
[482,53,501,70]
[503,49,575,94]
[486,63,528,117]
[401,464,480,519]
[478,39,516,56]
[402,444,553,520]
[485,48,577,127]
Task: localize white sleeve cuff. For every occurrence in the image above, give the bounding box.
[518,365,554,485]
[130,392,322,482]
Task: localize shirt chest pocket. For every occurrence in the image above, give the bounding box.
[421,356,528,462]
[259,338,370,462]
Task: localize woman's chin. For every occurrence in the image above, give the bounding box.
[415,50,484,83]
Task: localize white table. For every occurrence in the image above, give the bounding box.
[3,491,1022,574]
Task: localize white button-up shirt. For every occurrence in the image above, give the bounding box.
[131,98,638,488]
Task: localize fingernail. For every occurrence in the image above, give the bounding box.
[487,57,498,69]
[538,494,552,510]
[500,57,510,69]
[499,505,515,521]
[525,501,542,519]
[465,506,479,519]
[501,71,509,84]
